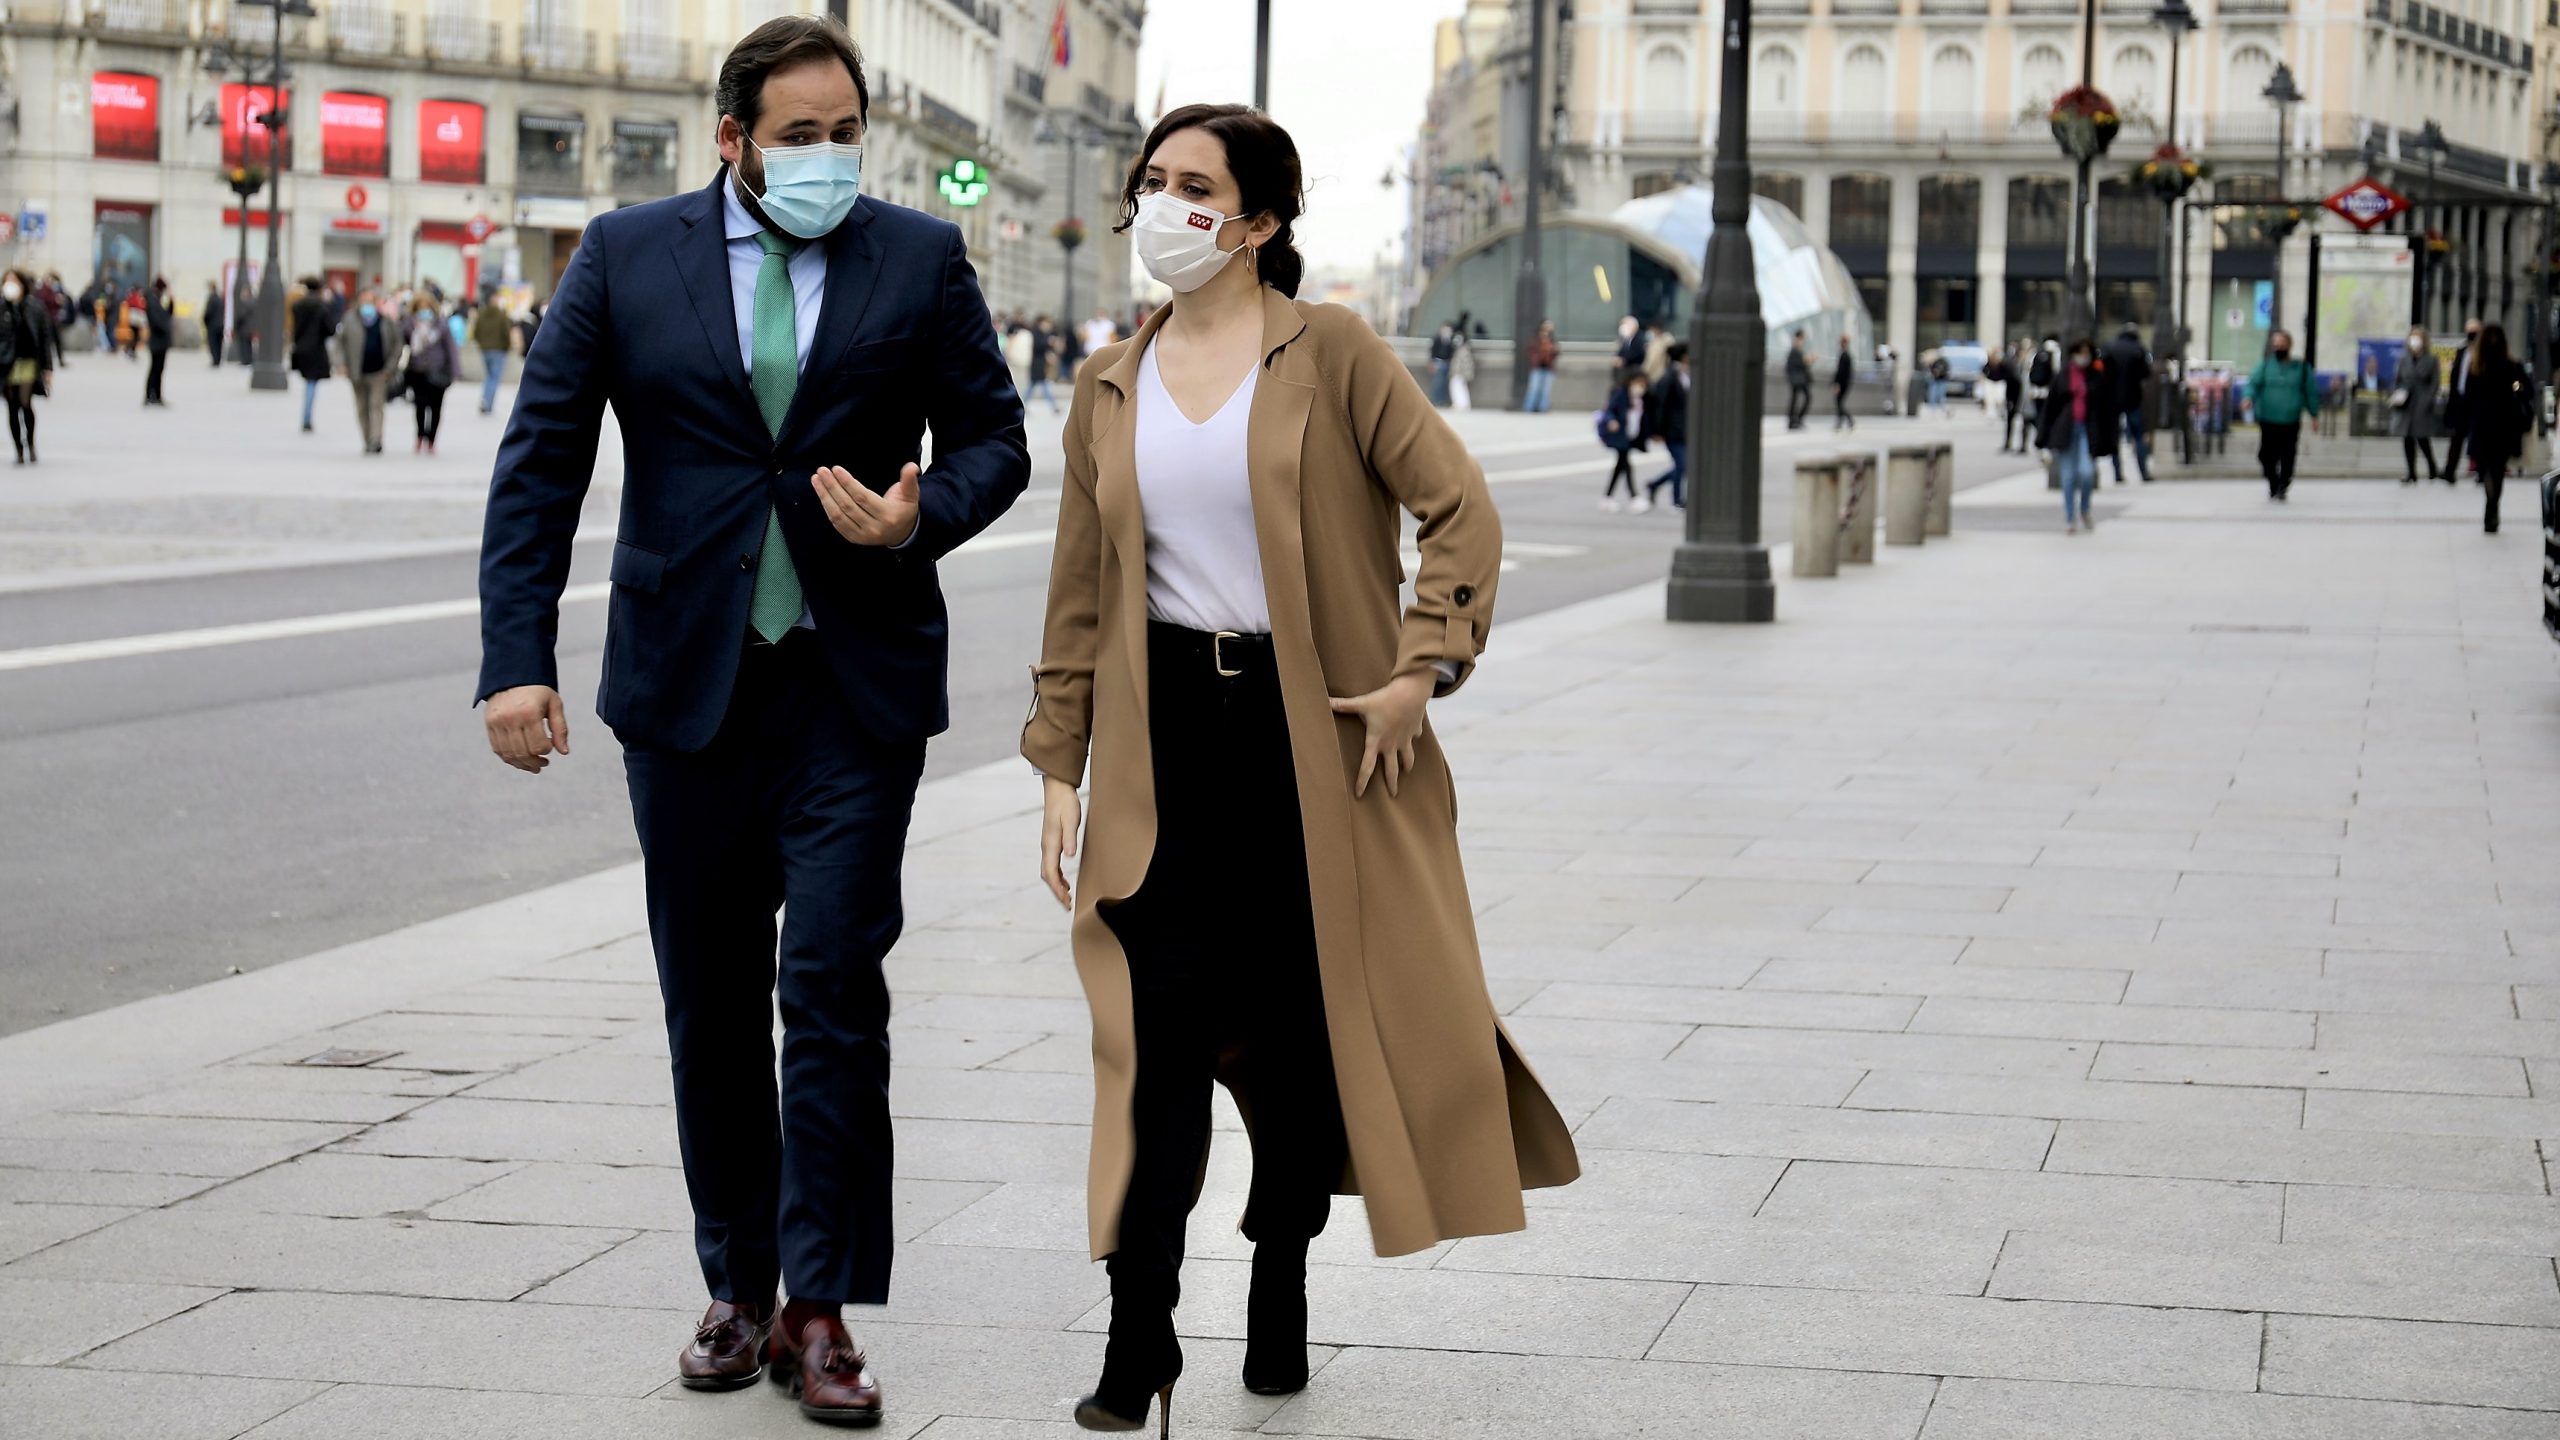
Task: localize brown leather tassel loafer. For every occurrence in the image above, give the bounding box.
[677,1298,775,1390]
[768,1314,885,1427]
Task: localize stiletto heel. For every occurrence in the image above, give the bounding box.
[1073,1381,1174,1434]
[1157,1383,1173,1439]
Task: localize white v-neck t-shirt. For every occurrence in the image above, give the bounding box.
[1134,340,1268,635]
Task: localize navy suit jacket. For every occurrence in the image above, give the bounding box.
[477,172,1030,753]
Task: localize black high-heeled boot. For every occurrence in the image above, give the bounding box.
[1241,1239,1310,1395]
[1076,1257,1181,1434]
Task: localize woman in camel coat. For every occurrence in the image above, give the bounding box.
[1024,103,1576,1435]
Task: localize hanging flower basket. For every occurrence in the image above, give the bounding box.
[2131,144,2208,201]
[2422,228,2452,256]
[2049,86,2121,163]
[1052,217,1087,251]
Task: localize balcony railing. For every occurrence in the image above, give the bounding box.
[325,4,401,55]
[1831,0,1899,14]
[424,14,498,62]
[917,90,982,146]
[2217,0,2288,13]
[617,31,688,80]
[522,24,596,75]
[2009,0,2080,13]
[1626,111,1702,143]
[88,0,182,35]
[1010,64,1046,105]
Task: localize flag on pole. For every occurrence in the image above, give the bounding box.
[1048,1,1072,67]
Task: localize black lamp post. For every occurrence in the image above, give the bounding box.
[240,0,314,393]
[2410,119,2446,328]
[2260,61,2301,356]
[199,45,268,366]
[1667,0,1772,624]
[2053,0,2116,338]
[2148,0,2197,439]
[1511,0,1548,411]
[1034,113,1103,327]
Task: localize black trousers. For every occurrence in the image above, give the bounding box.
[1603,449,1639,498]
[1100,622,1346,1300]
[2481,455,2508,529]
[2003,394,2028,449]
[2444,415,2471,476]
[143,345,167,402]
[1833,386,1854,429]
[412,382,447,443]
[622,630,926,1307]
[2403,435,2439,480]
[1786,382,1810,428]
[2259,420,2301,497]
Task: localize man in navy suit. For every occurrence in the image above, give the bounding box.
[475,16,1027,1425]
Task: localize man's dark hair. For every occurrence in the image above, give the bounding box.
[718,16,868,135]
[1668,342,1689,363]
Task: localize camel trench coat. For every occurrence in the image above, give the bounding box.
[1022,288,1580,1260]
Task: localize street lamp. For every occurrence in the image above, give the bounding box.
[1034,113,1105,328]
[2052,0,2117,338]
[2148,0,2197,448]
[1667,0,1772,623]
[2261,61,2301,354]
[199,44,270,367]
[238,0,315,393]
[2410,119,2447,329]
[1511,0,1549,412]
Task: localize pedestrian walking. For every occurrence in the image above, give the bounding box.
[1614,313,1646,372]
[1026,102,1576,1439]
[141,278,172,406]
[2391,326,2445,483]
[471,295,514,414]
[1082,306,1117,371]
[89,284,113,355]
[203,279,226,368]
[1645,341,1689,511]
[2442,317,2482,481]
[1599,364,1648,510]
[1523,320,1558,413]
[2037,336,2115,534]
[290,278,333,433]
[1925,351,1950,417]
[476,18,1028,1424]
[401,299,458,454]
[1426,319,1456,406]
[1027,314,1060,413]
[2247,329,2317,501]
[0,268,59,464]
[2102,322,2152,483]
[333,288,393,454]
[2461,322,2530,533]
[1784,329,1813,429]
[1832,334,1856,430]
[1999,338,2030,451]
[1446,315,1475,411]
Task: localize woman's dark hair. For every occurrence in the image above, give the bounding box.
[2067,335,2095,357]
[1115,103,1305,298]
[718,16,868,134]
[2474,323,2511,375]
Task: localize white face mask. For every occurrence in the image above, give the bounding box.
[2410,338,2426,352]
[1132,191,1246,293]
[0,282,19,303]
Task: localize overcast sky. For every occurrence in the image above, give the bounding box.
[1133,0,1448,276]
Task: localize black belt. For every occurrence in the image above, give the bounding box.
[1148,620,1273,678]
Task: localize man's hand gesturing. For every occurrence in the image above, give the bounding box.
[485,685,572,774]
[812,464,921,547]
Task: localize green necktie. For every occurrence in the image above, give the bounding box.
[747,229,805,644]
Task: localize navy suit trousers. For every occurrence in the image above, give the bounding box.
[622,630,925,1307]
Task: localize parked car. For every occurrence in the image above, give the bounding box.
[1934,340,1990,398]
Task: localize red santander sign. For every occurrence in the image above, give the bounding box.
[90,72,160,162]
[321,91,389,178]
[418,99,485,186]
[220,83,287,168]
[2323,177,2410,233]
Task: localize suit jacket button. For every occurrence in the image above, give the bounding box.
[739,553,754,571]
[1453,584,1475,607]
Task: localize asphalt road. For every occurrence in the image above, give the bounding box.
[0,389,2030,1036]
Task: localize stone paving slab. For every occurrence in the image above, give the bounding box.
[4,474,2559,1434]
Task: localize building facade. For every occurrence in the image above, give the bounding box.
[0,0,1137,325]
[1415,0,2560,370]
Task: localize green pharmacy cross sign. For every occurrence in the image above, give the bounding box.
[939,159,990,208]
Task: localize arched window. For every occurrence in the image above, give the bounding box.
[1830,172,1892,249]
[1639,42,1691,115]
[2008,175,2072,249]
[1758,45,1800,108]
[2019,43,2068,109]
[2226,45,2274,113]
[1926,45,1977,124]
[1841,44,1889,116]
[1918,174,1981,250]
[2111,43,2158,110]
[1753,171,1806,220]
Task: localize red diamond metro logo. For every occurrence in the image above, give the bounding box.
[2323,178,2410,233]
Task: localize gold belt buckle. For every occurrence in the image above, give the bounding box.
[1212,631,1244,678]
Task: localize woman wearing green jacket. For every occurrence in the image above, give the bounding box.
[2248,332,2319,501]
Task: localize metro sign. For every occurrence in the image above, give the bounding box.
[2323,177,2411,232]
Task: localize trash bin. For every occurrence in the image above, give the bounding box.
[1793,457,1842,578]
[1886,445,1930,546]
[1837,451,1878,565]
[1926,440,1954,536]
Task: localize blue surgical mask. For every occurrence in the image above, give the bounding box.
[748,138,863,239]
[359,303,378,323]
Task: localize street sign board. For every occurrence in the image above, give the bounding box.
[2323,177,2410,232]
[463,214,493,242]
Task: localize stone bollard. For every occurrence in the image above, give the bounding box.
[1926,440,1954,536]
[1792,456,1842,577]
[1837,450,1878,565]
[1885,444,1930,546]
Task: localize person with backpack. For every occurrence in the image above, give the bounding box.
[1597,365,1648,511]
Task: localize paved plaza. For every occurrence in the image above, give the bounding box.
[2,465,2556,1438]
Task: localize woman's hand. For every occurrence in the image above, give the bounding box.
[1329,670,1436,798]
[1039,774,1082,910]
